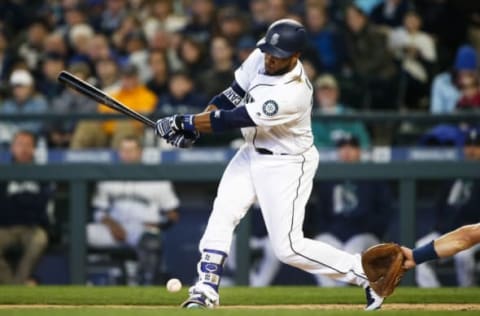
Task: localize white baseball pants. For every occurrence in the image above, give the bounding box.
[198,144,368,287]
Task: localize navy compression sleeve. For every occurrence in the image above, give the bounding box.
[209,106,255,133]
[208,81,246,110]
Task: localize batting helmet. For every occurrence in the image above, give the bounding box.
[256,19,307,58]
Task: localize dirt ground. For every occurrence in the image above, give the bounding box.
[0,304,479,311]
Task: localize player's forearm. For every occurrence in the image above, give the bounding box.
[193,112,214,133]
[434,224,480,257]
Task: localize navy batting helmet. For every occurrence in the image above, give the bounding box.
[257,19,307,58]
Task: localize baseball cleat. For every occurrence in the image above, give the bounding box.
[181,298,207,309]
[364,286,384,311]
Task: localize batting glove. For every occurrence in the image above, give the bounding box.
[155,114,196,138]
[166,130,199,148]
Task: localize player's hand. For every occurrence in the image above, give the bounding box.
[166,130,199,148]
[155,116,177,138]
[155,114,196,138]
[401,246,416,269]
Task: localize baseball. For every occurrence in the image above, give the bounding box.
[166,278,182,292]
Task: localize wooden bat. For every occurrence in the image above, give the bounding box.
[57,70,156,128]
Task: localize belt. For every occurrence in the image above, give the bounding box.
[255,147,288,155]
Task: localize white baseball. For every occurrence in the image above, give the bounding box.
[166,278,182,292]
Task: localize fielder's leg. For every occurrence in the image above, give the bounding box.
[183,146,256,308]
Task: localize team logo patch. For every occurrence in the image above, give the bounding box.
[270,33,280,45]
[262,100,278,116]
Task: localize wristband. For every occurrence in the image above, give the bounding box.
[176,114,196,132]
[412,240,439,265]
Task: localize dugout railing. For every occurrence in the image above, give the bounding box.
[0,162,479,286]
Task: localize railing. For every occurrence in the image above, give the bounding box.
[1,162,479,285]
[1,110,480,123]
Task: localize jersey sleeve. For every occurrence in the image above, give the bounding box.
[244,95,303,127]
[234,48,264,91]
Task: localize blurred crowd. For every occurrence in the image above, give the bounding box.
[0,0,480,148]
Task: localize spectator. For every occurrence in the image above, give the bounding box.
[265,0,288,24]
[311,74,370,148]
[0,70,48,145]
[248,0,269,38]
[71,63,157,148]
[100,0,128,36]
[305,4,345,73]
[37,53,65,101]
[87,34,114,66]
[177,36,209,84]
[181,0,217,45]
[95,56,121,93]
[156,70,208,113]
[389,11,436,109]
[415,128,480,287]
[311,134,392,286]
[124,31,151,83]
[143,0,187,41]
[18,19,50,72]
[68,23,95,64]
[343,4,398,109]
[430,45,477,114]
[0,29,13,86]
[111,14,142,55]
[49,62,97,148]
[456,70,480,110]
[146,50,170,98]
[217,6,247,46]
[370,0,412,29]
[0,131,52,284]
[42,32,69,59]
[87,136,179,284]
[235,35,256,64]
[198,36,235,99]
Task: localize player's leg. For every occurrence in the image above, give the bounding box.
[414,232,441,287]
[184,145,256,308]
[252,147,368,287]
[313,233,344,287]
[16,226,48,284]
[0,227,16,284]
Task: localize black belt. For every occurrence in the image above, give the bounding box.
[255,148,288,155]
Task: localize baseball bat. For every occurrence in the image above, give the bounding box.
[57,70,156,128]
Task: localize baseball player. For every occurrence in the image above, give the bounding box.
[155,19,383,310]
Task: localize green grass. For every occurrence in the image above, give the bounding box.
[0,286,479,305]
[0,286,479,316]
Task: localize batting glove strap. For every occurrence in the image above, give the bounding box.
[174,114,196,132]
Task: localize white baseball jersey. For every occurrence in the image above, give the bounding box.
[235,48,314,155]
[90,181,179,246]
[196,48,369,290]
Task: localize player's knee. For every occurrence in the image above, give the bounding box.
[31,228,48,249]
[274,248,297,265]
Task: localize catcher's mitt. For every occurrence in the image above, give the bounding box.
[361,243,405,297]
